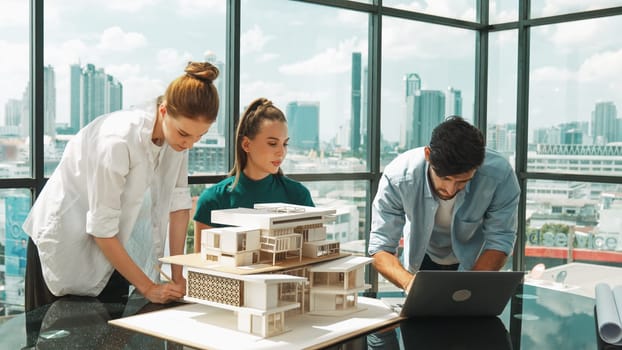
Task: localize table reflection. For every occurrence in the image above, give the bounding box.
[20,295,184,350]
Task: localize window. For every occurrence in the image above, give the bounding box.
[43,0,228,176]
[487,30,518,157]
[382,0,477,22]
[240,0,369,173]
[525,179,622,270]
[381,17,475,169]
[0,1,30,179]
[529,17,622,176]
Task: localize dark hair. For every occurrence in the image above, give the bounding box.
[428,116,485,177]
[164,61,220,122]
[229,97,287,189]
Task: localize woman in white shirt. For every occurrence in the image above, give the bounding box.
[23,61,219,310]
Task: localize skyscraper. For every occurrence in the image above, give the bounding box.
[591,101,618,144]
[402,73,445,149]
[350,52,361,153]
[69,64,81,133]
[446,86,462,117]
[70,63,123,131]
[205,52,225,136]
[4,99,21,127]
[286,101,320,151]
[43,65,57,139]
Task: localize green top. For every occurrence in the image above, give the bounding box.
[193,172,314,226]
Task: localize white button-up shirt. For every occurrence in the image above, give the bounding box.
[23,107,192,296]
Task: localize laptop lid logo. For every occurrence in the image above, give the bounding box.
[452,289,472,302]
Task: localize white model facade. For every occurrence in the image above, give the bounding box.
[202,203,340,266]
[307,256,373,315]
[185,268,306,337]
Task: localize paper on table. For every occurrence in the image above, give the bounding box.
[595,283,622,345]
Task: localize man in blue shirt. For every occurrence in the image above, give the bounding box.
[368,116,520,292]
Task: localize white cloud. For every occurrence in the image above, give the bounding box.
[105,0,157,12]
[0,41,29,122]
[577,49,622,82]
[123,76,168,109]
[538,0,619,17]
[46,39,91,67]
[391,0,475,21]
[156,48,194,73]
[0,0,28,28]
[279,37,364,76]
[531,66,575,83]
[532,49,622,86]
[97,26,148,51]
[241,25,272,55]
[257,53,279,63]
[490,1,518,23]
[176,0,227,16]
[337,9,367,29]
[382,18,472,60]
[240,80,316,111]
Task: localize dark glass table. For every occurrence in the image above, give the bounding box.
[0,284,616,349]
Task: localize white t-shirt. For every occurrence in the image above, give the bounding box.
[427,196,459,265]
[23,107,192,296]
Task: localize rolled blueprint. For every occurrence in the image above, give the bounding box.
[595,283,622,345]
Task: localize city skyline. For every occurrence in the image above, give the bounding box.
[2,1,621,145]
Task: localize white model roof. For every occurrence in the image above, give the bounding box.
[211,203,336,229]
[308,256,373,272]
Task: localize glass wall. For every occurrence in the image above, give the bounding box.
[530,1,622,18]
[525,179,622,270]
[3,0,622,313]
[240,0,369,173]
[0,1,30,179]
[0,190,32,315]
[382,0,477,22]
[487,30,517,157]
[43,0,228,176]
[380,17,475,169]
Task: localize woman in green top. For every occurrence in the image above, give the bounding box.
[193,97,314,252]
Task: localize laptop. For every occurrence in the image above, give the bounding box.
[392,270,524,318]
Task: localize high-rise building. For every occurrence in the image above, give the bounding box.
[286,101,320,151]
[69,64,82,133]
[361,65,368,150]
[402,73,445,149]
[205,52,226,136]
[4,99,21,127]
[591,101,618,144]
[350,52,361,153]
[44,65,57,139]
[70,63,123,131]
[446,86,462,117]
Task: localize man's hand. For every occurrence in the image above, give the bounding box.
[372,250,415,292]
[472,249,508,271]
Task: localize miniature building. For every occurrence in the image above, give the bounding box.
[185,268,306,337]
[201,226,261,267]
[307,256,373,315]
[209,203,340,265]
[164,203,372,338]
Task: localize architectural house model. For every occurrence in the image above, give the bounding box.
[307,255,373,316]
[185,268,306,338]
[205,203,340,266]
[164,203,373,338]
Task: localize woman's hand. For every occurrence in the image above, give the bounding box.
[142,281,186,304]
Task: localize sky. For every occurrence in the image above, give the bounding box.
[0,0,621,144]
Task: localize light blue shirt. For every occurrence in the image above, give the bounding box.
[368,147,520,272]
